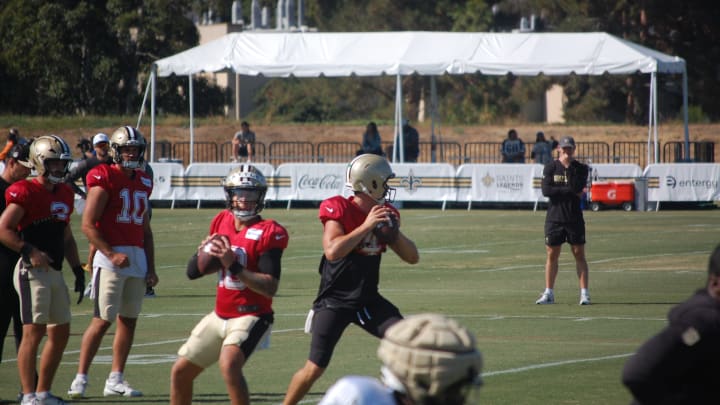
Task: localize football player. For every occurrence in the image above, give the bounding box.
[0,135,84,405]
[68,126,156,399]
[320,313,483,405]
[283,154,419,405]
[170,164,288,405]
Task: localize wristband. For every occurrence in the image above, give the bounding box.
[228,261,244,276]
[72,265,84,277]
[20,243,33,257]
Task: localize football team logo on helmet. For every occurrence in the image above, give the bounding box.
[29,135,72,184]
[222,164,268,220]
[110,126,146,169]
[346,154,395,204]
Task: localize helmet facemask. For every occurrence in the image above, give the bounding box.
[346,154,396,204]
[222,165,268,221]
[29,135,72,184]
[110,126,146,169]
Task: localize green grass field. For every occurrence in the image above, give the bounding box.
[1,207,718,404]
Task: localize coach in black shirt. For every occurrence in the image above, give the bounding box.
[622,245,720,405]
[535,135,591,305]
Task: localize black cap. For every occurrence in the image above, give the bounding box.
[9,140,32,168]
[558,136,576,148]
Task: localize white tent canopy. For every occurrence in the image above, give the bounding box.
[148,31,688,163]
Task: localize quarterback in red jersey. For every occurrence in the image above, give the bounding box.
[68,126,156,399]
[284,154,419,405]
[171,164,288,405]
[0,135,84,405]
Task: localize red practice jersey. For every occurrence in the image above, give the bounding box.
[209,210,289,318]
[86,164,153,247]
[319,195,400,256]
[6,179,75,271]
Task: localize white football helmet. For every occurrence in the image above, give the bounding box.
[346,153,395,204]
[222,164,268,220]
[110,126,146,169]
[29,135,72,184]
[377,313,483,405]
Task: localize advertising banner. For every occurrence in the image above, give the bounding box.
[644,164,720,201]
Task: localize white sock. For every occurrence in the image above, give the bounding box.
[581,288,589,297]
[75,373,88,382]
[36,392,48,400]
[544,288,554,295]
[109,371,123,383]
[22,393,36,402]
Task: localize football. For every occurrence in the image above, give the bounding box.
[197,235,226,275]
[373,214,400,244]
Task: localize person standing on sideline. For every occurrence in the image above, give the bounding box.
[401,120,419,162]
[64,133,112,200]
[0,128,20,161]
[283,154,420,405]
[232,121,256,162]
[501,129,525,163]
[170,165,289,405]
[0,135,85,405]
[319,313,484,405]
[357,122,383,156]
[622,245,720,405]
[535,135,590,305]
[67,126,157,399]
[531,131,553,165]
[0,140,33,364]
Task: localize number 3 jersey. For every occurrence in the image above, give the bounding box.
[209,210,289,318]
[5,179,75,271]
[314,195,401,308]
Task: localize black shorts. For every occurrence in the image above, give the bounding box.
[308,295,402,368]
[545,221,586,246]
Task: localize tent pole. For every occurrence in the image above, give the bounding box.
[653,72,659,164]
[394,74,405,163]
[430,76,437,163]
[682,68,690,161]
[647,73,653,166]
[189,74,195,165]
[150,69,156,163]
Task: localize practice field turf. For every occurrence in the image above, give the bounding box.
[1,207,718,404]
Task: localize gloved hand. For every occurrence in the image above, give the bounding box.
[72,265,86,304]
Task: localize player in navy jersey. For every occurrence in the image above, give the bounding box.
[283,154,420,405]
[170,165,288,405]
[0,135,84,405]
[68,126,156,399]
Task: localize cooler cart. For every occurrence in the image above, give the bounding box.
[588,181,634,212]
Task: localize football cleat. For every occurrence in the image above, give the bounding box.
[535,292,555,305]
[579,294,591,305]
[67,377,87,399]
[104,379,142,397]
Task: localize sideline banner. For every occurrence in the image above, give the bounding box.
[149,162,185,201]
[590,163,643,181]
[456,164,543,202]
[643,163,720,201]
[274,163,346,201]
[184,163,276,201]
[389,163,457,202]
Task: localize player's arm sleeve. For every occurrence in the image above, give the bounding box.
[186,253,203,280]
[541,163,570,197]
[622,324,702,405]
[257,248,284,280]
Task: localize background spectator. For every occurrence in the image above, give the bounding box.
[501,129,525,163]
[402,119,420,162]
[0,128,20,162]
[531,131,553,165]
[357,121,383,156]
[232,121,256,162]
